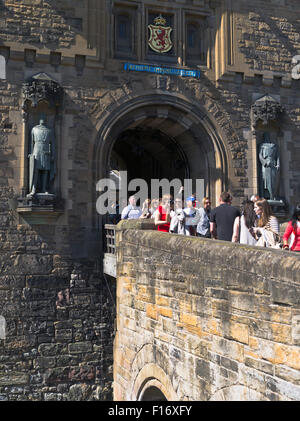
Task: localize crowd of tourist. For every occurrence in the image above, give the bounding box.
[117,192,300,252]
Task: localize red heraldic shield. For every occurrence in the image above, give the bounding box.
[148,24,173,53]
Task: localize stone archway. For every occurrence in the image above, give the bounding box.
[131,363,178,401]
[93,93,231,208]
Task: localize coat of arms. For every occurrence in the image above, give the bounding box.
[148,15,173,54]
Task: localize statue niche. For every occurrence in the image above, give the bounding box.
[21,73,63,202]
[17,73,64,222]
[251,95,287,216]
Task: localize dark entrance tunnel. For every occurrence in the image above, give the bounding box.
[140,386,168,401]
[110,127,189,192]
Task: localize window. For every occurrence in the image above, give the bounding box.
[0,55,5,80]
[119,20,127,39]
[186,18,207,65]
[115,13,133,56]
[187,25,197,49]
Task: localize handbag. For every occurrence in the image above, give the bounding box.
[256,228,282,249]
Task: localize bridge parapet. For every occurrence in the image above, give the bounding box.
[113,220,300,401]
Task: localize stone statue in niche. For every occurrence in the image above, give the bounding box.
[258,132,280,200]
[28,113,56,196]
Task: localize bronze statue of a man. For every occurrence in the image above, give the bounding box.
[258,132,280,200]
[28,114,56,196]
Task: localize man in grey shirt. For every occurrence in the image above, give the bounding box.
[121,195,142,219]
[197,197,211,238]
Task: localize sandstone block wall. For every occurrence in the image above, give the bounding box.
[114,222,300,401]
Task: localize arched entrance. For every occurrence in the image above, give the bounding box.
[128,361,178,401]
[94,94,229,208]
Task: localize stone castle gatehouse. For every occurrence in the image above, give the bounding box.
[0,0,299,401]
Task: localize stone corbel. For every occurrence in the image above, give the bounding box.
[250,94,284,130]
[22,72,63,109]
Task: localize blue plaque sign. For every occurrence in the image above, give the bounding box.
[124,63,200,79]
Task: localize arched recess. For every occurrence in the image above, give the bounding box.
[92,93,233,226]
[113,342,179,401]
[131,363,178,401]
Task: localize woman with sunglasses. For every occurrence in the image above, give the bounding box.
[282,205,300,252]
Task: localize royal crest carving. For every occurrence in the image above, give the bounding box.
[148,15,173,54]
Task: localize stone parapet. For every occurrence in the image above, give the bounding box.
[114,222,300,400]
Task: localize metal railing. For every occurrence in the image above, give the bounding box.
[104,224,116,255]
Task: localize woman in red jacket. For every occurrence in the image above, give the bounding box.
[283,205,300,252]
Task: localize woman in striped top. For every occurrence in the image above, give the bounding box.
[252,199,280,247]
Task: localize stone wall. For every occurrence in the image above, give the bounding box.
[236,0,300,75]
[0,75,115,400]
[0,0,79,49]
[0,250,116,400]
[0,0,300,401]
[114,220,300,401]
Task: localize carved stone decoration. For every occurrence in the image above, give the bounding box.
[251,94,284,129]
[22,72,63,110]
